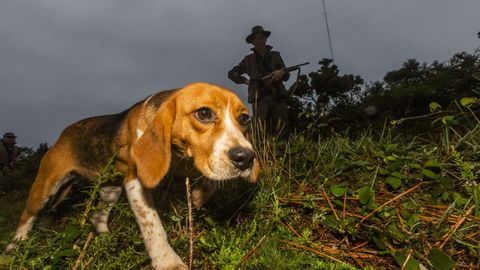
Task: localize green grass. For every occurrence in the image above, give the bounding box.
[1,119,479,269]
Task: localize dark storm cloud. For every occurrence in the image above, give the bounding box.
[1,0,479,147]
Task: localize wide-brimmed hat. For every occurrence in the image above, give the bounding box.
[3,132,16,139]
[246,25,271,43]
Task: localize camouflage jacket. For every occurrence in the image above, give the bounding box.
[228,45,290,103]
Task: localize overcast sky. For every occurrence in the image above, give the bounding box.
[1,0,479,147]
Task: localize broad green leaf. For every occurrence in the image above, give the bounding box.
[387,223,407,243]
[391,171,403,178]
[422,169,439,179]
[425,160,442,168]
[386,176,402,189]
[333,199,343,207]
[460,97,478,107]
[451,192,468,206]
[382,207,396,218]
[441,115,455,124]
[411,163,422,169]
[378,167,390,176]
[429,102,442,112]
[388,160,403,171]
[393,250,421,270]
[412,173,423,179]
[406,214,418,227]
[428,247,456,270]
[386,155,397,161]
[358,187,374,205]
[331,185,348,197]
[441,191,450,201]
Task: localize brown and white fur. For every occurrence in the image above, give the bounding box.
[7,82,260,270]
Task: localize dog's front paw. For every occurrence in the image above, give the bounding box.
[152,253,188,270]
[153,262,188,270]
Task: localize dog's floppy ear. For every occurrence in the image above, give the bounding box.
[131,97,176,189]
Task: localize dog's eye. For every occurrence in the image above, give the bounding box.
[194,107,216,123]
[238,113,251,126]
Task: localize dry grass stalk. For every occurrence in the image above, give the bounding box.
[349,253,365,268]
[352,241,368,250]
[438,205,475,249]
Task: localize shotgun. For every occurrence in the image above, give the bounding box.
[261,62,309,82]
[260,62,309,96]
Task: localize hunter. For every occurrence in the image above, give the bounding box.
[0,132,20,171]
[228,25,290,138]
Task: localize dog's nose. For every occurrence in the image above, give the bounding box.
[228,147,255,170]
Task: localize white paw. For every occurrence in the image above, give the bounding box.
[90,214,110,234]
[5,242,17,253]
[152,253,188,270]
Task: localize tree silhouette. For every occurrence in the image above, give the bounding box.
[288,51,479,135]
[287,59,364,133]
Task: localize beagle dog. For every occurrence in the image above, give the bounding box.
[7,83,260,270]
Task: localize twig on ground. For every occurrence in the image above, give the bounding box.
[185,177,194,270]
[239,235,266,267]
[357,183,422,227]
[400,250,413,270]
[282,240,346,264]
[72,231,94,270]
[282,221,302,238]
[322,189,340,222]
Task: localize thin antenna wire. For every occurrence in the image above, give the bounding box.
[322,0,335,64]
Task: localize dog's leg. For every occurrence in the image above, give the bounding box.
[125,178,187,270]
[191,179,217,209]
[6,148,74,252]
[90,186,122,234]
[48,182,74,211]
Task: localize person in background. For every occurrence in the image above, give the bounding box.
[228,25,290,139]
[0,132,20,171]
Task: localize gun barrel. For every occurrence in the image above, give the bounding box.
[261,62,309,81]
[284,62,309,72]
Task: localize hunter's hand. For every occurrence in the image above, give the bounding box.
[271,69,285,81]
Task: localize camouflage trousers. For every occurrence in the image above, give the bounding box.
[252,95,289,139]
